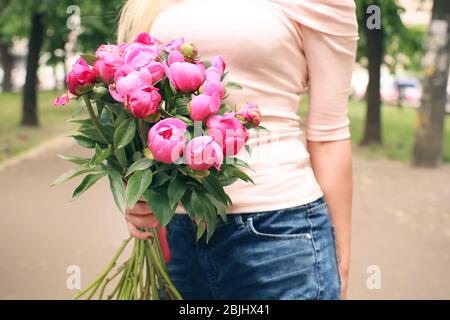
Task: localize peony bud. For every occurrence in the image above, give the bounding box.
[236,102,261,127]
[206,113,249,156]
[180,43,198,61]
[148,118,187,164]
[66,57,96,96]
[185,136,223,171]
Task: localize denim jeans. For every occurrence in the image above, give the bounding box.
[166,196,341,300]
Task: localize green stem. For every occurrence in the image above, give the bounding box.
[146,241,182,300]
[74,237,131,300]
[132,240,140,299]
[137,119,147,148]
[99,263,125,299]
[82,95,110,144]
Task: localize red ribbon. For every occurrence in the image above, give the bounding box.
[157,226,171,263]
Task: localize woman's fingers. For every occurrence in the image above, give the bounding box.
[128,202,152,215]
[126,221,153,240]
[125,213,158,229]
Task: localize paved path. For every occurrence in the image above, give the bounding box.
[0,138,449,299]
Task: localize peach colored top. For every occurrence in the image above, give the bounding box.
[151,0,359,213]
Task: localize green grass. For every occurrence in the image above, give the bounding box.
[300,98,450,163]
[0,90,80,163]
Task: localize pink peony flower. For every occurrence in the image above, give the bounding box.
[236,102,261,127]
[109,66,152,102]
[144,60,165,83]
[206,113,249,156]
[167,49,185,66]
[203,66,225,98]
[133,32,159,45]
[211,56,226,74]
[185,136,223,171]
[162,38,184,52]
[66,57,96,95]
[93,45,124,83]
[122,42,159,69]
[148,118,187,164]
[53,92,70,106]
[164,61,205,93]
[188,93,221,121]
[125,86,161,119]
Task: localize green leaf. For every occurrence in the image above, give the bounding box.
[168,176,187,209]
[78,127,106,144]
[152,172,172,187]
[57,154,90,165]
[66,118,92,126]
[107,168,126,214]
[254,125,268,132]
[201,194,217,242]
[71,134,96,149]
[245,144,252,156]
[81,54,98,66]
[96,100,105,117]
[227,157,253,170]
[225,81,243,90]
[114,118,136,149]
[89,144,113,167]
[51,163,104,186]
[142,189,175,226]
[174,114,194,126]
[191,190,204,217]
[174,96,190,116]
[72,99,85,117]
[115,148,128,169]
[217,165,239,186]
[202,174,231,205]
[114,110,129,126]
[125,158,154,177]
[159,78,177,101]
[205,193,227,223]
[196,218,205,240]
[72,172,107,200]
[233,167,254,184]
[104,102,124,116]
[126,169,153,208]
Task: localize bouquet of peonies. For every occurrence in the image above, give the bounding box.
[52,32,263,300]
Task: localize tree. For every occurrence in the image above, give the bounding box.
[355,0,418,145]
[0,37,14,92]
[412,0,450,167]
[21,12,44,126]
[0,0,24,92]
[0,0,125,127]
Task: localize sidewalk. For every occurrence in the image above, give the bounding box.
[0,138,449,299]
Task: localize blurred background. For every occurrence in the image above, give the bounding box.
[0,0,449,299]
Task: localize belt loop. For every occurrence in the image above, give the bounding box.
[233,214,245,229]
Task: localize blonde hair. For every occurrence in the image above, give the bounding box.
[118,0,175,43]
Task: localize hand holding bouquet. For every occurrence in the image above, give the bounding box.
[53,32,263,300]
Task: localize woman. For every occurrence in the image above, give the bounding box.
[120,0,357,300]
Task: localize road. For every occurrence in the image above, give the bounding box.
[0,137,449,299]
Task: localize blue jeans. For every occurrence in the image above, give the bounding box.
[166,196,341,300]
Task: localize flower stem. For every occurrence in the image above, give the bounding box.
[82,95,110,144]
[74,237,131,300]
[137,119,147,148]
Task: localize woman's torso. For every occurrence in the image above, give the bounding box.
[150,0,351,213]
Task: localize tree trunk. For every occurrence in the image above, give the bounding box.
[0,41,14,92]
[361,2,384,145]
[21,13,44,127]
[412,0,450,167]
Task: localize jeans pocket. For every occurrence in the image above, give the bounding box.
[330,225,341,287]
[245,208,313,241]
